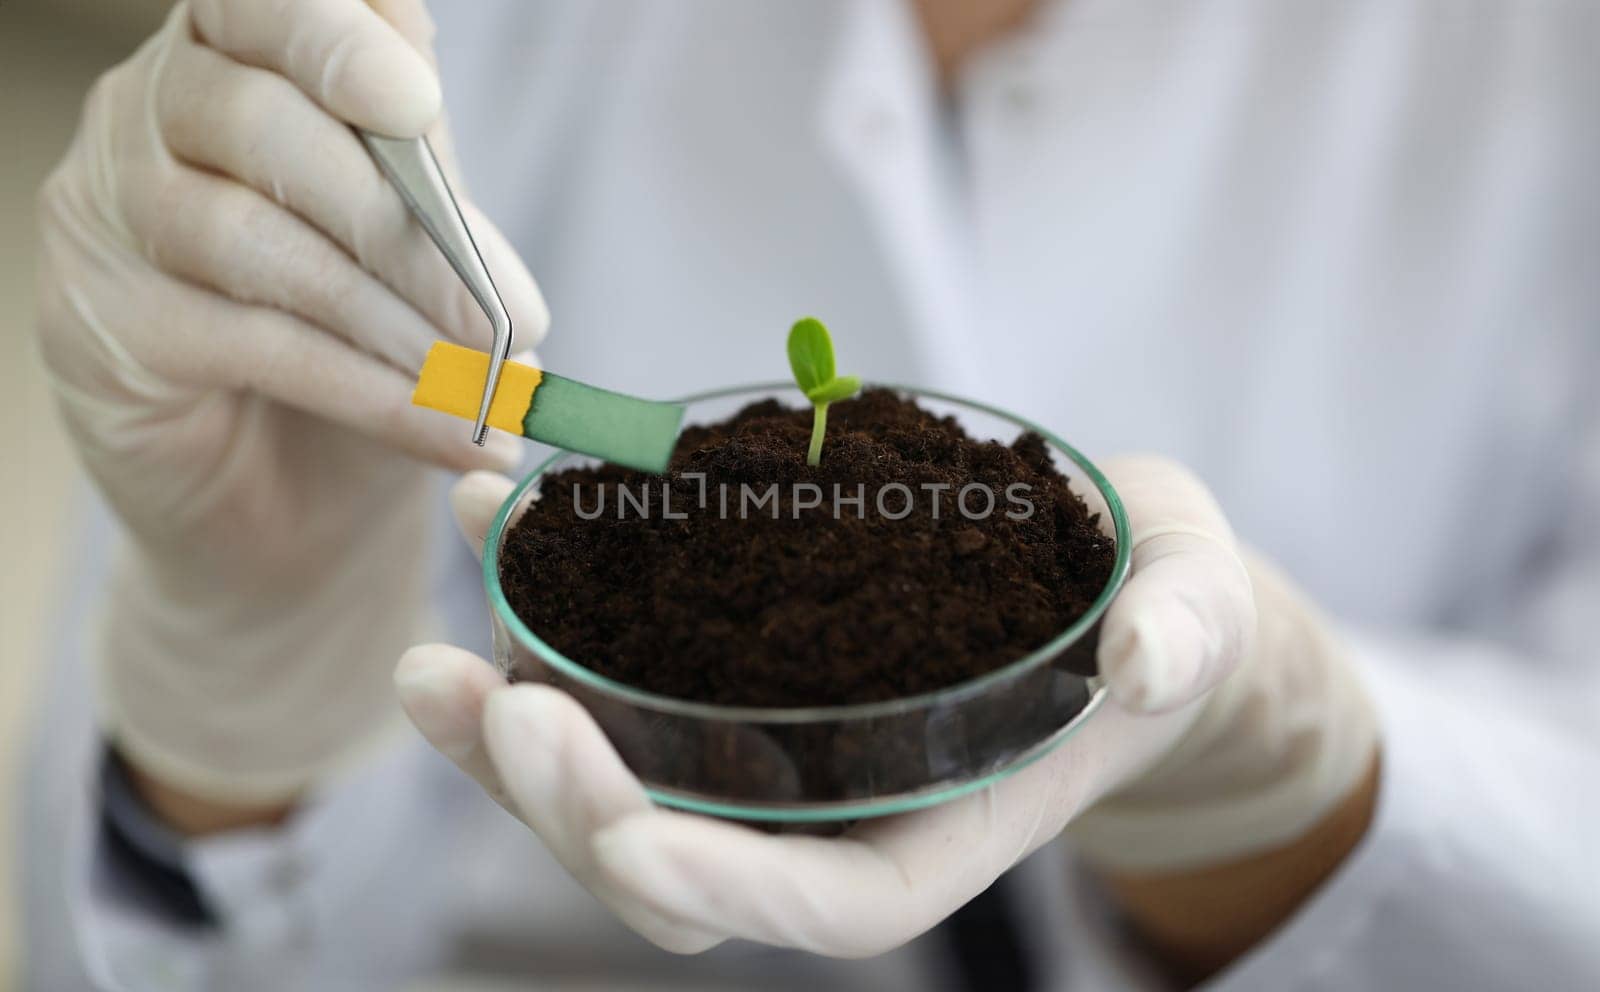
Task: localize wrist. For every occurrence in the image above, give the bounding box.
[96,509,436,804]
[1099,751,1383,983]
[115,744,296,837]
[1068,551,1380,872]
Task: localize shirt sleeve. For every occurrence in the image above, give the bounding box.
[97,747,218,930]
[1194,377,1600,989]
[1036,629,1600,992]
[1199,631,1600,992]
[70,732,460,992]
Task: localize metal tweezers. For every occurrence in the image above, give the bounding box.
[360,132,512,446]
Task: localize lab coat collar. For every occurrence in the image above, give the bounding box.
[816,0,985,395]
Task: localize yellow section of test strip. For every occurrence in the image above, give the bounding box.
[411,341,543,435]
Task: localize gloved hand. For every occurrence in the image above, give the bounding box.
[395,457,1379,955]
[34,0,548,805]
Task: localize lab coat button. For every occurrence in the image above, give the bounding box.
[1002,81,1037,115]
[857,106,899,148]
[266,855,310,894]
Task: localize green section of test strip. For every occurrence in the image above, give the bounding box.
[524,373,686,474]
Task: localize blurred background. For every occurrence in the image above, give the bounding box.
[0,1,168,986]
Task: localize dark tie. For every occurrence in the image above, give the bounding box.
[941,868,1037,992]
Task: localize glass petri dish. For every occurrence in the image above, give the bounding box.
[484,383,1131,821]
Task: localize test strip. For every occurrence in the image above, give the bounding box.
[411,342,685,473]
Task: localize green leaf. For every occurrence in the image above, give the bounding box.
[787,317,835,394]
[786,316,857,465]
[805,375,860,405]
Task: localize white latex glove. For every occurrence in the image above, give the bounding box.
[35,0,548,804]
[396,457,1378,955]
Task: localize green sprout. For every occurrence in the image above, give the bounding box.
[787,317,860,466]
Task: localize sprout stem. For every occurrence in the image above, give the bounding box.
[807,403,829,466]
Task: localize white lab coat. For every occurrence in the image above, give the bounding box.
[21,0,1600,989]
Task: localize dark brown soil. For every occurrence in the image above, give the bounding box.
[499,389,1115,708]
